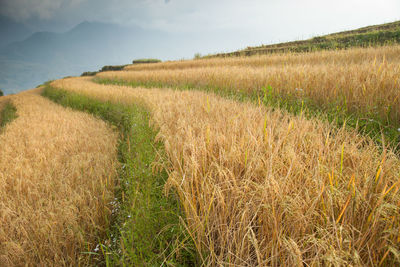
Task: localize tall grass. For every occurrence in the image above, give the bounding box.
[51,77,400,265]
[0,89,118,266]
[124,46,400,71]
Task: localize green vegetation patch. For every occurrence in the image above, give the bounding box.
[0,101,18,131]
[41,85,195,266]
[209,21,400,57]
[132,58,162,64]
[81,71,98,77]
[95,78,400,152]
[100,65,128,72]
[81,65,128,77]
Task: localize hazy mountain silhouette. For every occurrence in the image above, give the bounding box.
[0,16,33,48]
[0,21,168,94]
[0,20,246,94]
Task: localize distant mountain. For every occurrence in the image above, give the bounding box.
[0,16,33,48]
[1,21,156,64]
[0,20,249,94]
[0,21,167,94]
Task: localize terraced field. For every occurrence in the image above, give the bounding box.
[0,90,118,265]
[98,46,400,146]
[1,44,400,266]
[49,71,400,265]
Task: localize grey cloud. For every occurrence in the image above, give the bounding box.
[1,0,399,47]
[0,0,66,20]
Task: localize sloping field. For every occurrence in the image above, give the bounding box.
[124,46,400,71]
[209,20,400,57]
[100,46,400,138]
[51,77,400,265]
[0,90,118,266]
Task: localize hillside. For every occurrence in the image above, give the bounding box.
[2,20,400,266]
[209,20,400,57]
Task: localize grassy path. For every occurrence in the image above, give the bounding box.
[49,77,400,266]
[0,89,118,266]
[41,86,195,266]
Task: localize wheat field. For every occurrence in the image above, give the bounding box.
[51,77,400,266]
[99,46,400,127]
[124,46,400,71]
[0,89,118,266]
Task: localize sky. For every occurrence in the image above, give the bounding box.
[1,0,400,52]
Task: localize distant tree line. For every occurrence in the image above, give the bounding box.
[132,59,161,64]
[81,58,162,77]
[81,65,127,77]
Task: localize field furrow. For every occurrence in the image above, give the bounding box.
[50,77,400,266]
[0,89,118,266]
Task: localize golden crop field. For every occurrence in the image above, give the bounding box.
[124,46,400,71]
[100,46,400,127]
[51,77,400,266]
[0,90,118,266]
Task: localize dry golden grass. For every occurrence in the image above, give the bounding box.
[52,77,400,266]
[0,89,118,266]
[102,45,400,124]
[124,46,400,71]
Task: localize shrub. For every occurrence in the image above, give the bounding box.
[100,65,127,72]
[132,59,161,64]
[81,71,98,77]
[194,53,202,59]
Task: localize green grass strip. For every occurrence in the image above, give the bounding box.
[41,85,196,266]
[94,78,400,152]
[0,101,18,131]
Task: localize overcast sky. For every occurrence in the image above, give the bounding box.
[1,0,400,52]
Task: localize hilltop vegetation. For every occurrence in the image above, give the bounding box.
[81,64,129,77]
[81,60,161,77]
[132,58,162,64]
[209,20,400,57]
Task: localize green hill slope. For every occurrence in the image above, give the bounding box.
[209,20,400,57]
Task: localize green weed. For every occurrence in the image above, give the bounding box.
[0,102,18,130]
